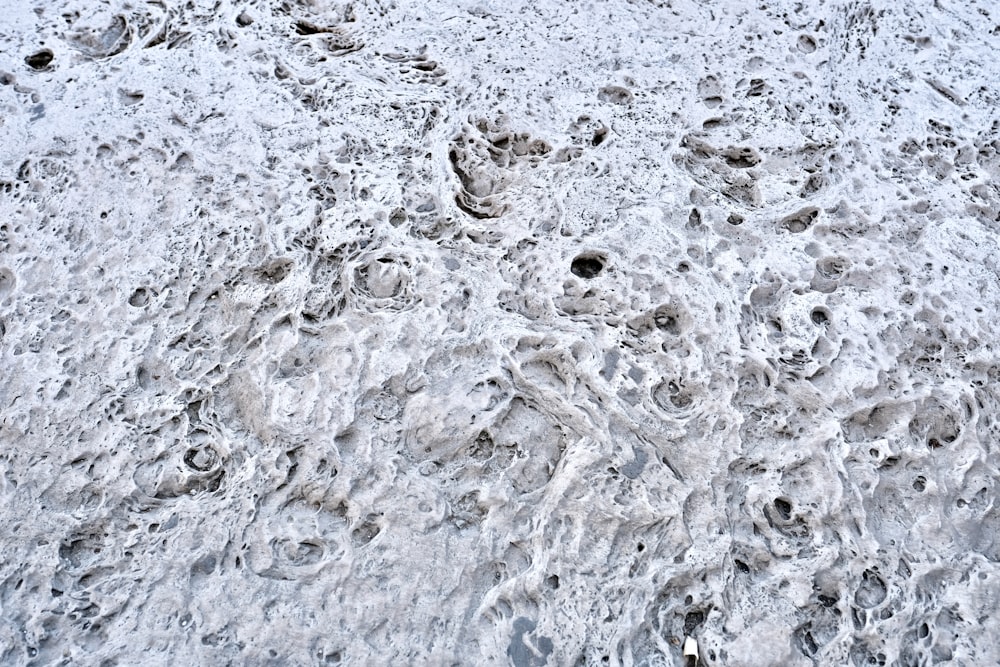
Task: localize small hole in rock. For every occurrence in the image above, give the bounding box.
[25,50,53,70]
[295,21,328,35]
[571,255,604,279]
[798,35,817,53]
[811,308,830,325]
[774,497,792,520]
[723,147,760,168]
[388,208,407,227]
[684,610,705,635]
[129,288,149,307]
[654,306,682,334]
[781,207,819,233]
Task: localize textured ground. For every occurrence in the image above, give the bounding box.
[2,0,1000,665]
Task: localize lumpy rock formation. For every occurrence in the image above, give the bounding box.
[2,0,1000,665]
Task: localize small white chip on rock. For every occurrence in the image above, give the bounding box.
[683,636,699,663]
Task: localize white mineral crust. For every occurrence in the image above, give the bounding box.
[1,0,999,664]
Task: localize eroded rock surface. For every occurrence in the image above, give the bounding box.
[1,0,1000,664]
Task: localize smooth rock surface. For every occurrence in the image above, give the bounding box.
[1,0,1000,665]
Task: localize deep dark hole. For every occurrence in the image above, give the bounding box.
[811,308,829,325]
[683,610,705,635]
[25,50,53,70]
[295,21,329,35]
[774,497,792,520]
[571,255,604,279]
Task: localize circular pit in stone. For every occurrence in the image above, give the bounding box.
[25,49,54,70]
[570,254,605,279]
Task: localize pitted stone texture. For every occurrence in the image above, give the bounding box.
[1,0,999,665]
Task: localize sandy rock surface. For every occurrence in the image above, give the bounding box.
[2,0,1000,664]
